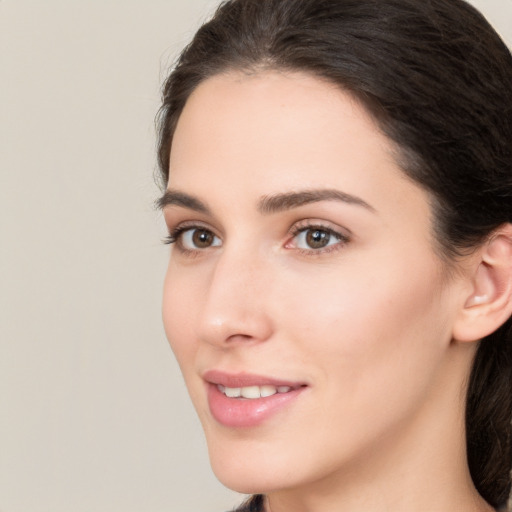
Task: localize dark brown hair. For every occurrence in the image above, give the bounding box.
[157,0,512,508]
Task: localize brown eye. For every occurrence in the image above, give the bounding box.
[305,229,331,249]
[180,227,222,250]
[289,225,347,253]
[192,229,215,248]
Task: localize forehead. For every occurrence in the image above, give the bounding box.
[170,70,386,171]
[168,70,426,219]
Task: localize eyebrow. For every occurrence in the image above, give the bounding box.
[157,190,211,213]
[257,189,375,214]
[157,188,375,215]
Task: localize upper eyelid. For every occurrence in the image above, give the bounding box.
[162,204,221,230]
[289,219,351,237]
[291,226,347,240]
[166,219,219,235]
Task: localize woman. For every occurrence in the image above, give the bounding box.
[156,0,512,511]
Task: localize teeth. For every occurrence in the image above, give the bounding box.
[241,386,261,399]
[260,385,278,397]
[225,386,241,398]
[217,384,294,399]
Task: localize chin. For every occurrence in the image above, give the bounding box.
[214,470,269,495]
[206,437,296,495]
[213,466,289,496]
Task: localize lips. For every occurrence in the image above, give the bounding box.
[204,370,305,388]
[203,370,307,428]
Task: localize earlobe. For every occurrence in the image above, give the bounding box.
[452,225,512,343]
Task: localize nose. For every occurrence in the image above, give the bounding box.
[197,246,274,348]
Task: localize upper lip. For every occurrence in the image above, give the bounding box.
[203,370,306,389]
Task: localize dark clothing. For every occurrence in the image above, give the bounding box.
[234,494,508,511]
[234,494,264,512]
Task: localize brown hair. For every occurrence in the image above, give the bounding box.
[157,0,512,508]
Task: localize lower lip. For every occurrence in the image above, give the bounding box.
[207,384,305,428]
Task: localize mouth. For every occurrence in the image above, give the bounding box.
[203,370,308,428]
[216,383,295,399]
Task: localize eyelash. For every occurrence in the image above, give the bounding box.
[163,226,192,245]
[163,223,217,254]
[163,222,350,255]
[287,222,350,255]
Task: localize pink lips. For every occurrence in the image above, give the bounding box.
[204,370,307,428]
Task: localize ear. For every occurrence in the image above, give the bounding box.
[452,224,512,343]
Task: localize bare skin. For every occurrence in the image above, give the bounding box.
[161,70,500,512]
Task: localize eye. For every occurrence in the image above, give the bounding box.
[166,226,222,251]
[287,224,349,253]
[299,228,335,249]
[182,228,221,249]
[294,228,339,249]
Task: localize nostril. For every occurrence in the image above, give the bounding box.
[225,333,256,342]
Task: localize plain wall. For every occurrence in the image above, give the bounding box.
[1,1,510,511]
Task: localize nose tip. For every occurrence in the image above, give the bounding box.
[202,313,273,347]
[197,254,274,348]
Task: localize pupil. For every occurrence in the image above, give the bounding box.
[306,229,329,248]
[193,229,213,248]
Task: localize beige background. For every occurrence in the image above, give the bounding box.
[1,1,510,511]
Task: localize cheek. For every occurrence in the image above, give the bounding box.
[279,249,450,414]
[162,263,200,369]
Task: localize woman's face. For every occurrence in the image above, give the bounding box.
[161,71,467,494]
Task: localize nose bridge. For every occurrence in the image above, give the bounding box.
[198,241,272,345]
